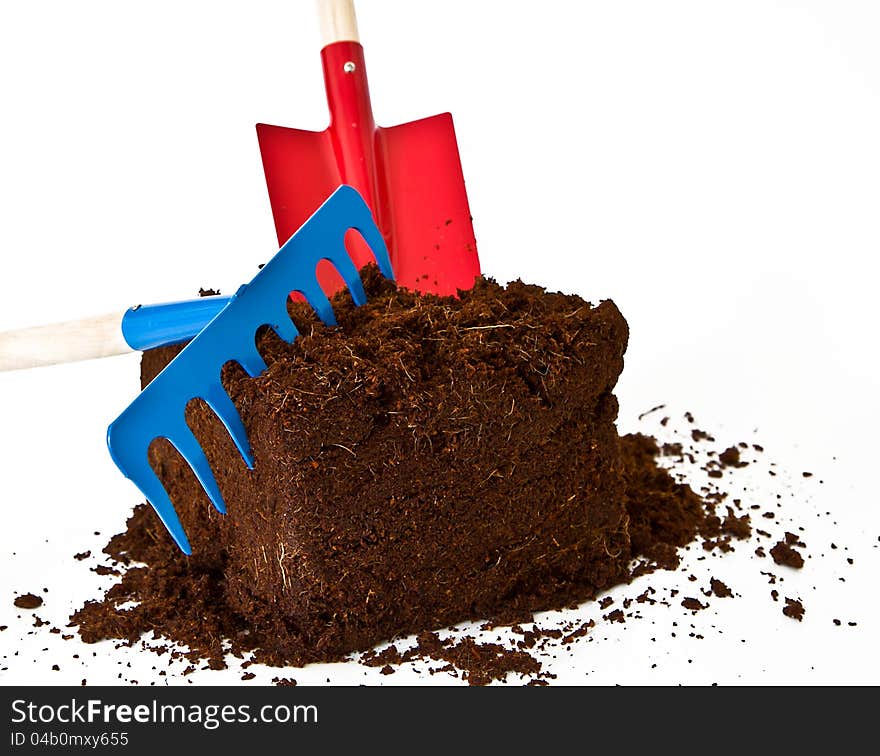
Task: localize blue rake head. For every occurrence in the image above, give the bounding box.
[106,186,394,554]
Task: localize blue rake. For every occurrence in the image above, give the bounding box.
[106,186,394,554]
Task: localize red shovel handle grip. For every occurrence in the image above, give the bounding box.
[317,0,360,46]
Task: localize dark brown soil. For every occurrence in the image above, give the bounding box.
[718,446,747,468]
[771,541,805,569]
[619,433,710,575]
[361,631,543,686]
[681,597,706,611]
[14,593,43,609]
[783,598,805,621]
[71,268,719,675]
[710,578,733,598]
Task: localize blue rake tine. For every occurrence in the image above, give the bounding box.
[267,307,300,344]
[106,185,394,553]
[169,421,227,516]
[324,246,368,306]
[106,430,191,554]
[236,341,269,378]
[137,461,192,555]
[202,382,254,469]
[294,280,337,327]
[293,251,367,324]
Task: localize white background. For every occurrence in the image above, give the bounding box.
[0,0,878,685]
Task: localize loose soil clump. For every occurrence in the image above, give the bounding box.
[14,594,43,610]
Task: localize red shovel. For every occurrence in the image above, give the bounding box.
[257,0,480,297]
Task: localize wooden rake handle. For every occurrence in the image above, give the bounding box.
[0,312,132,372]
[0,297,230,372]
[317,0,360,46]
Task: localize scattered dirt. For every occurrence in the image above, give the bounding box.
[362,631,544,686]
[272,677,297,686]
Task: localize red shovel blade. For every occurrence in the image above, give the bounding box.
[257,41,480,297]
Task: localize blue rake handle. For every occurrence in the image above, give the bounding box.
[120,296,231,352]
[107,186,394,554]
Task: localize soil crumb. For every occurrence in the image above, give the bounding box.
[681,597,707,612]
[770,541,805,569]
[710,578,733,598]
[14,594,43,610]
[782,598,805,622]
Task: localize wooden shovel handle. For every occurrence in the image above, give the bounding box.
[317,0,360,47]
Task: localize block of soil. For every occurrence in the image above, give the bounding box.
[111,268,628,663]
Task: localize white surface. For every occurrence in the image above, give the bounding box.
[0,0,878,686]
